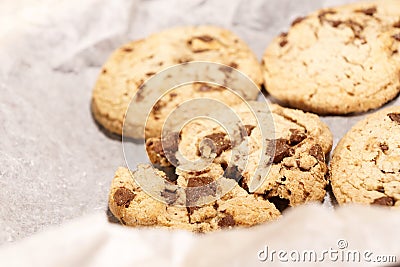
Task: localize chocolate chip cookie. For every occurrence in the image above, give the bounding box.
[330,106,400,207]
[262,0,400,114]
[108,164,280,232]
[146,101,333,208]
[92,26,263,138]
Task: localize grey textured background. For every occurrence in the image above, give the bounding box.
[1,0,397,245]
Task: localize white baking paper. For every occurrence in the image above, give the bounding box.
[1,0,399,266]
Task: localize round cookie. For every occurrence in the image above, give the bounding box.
[92,26,263,138]
[108,164,280,232]
[146,101,333,208]
[330,106,400,207]
[262,0,400,114]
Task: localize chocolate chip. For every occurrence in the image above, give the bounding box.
[291,16,306,26]
[203,133,231,156]
[145,72,156,76]
[372,196,395,206]
[178,58,192,64]
[218,65,233,74]
[218,213,236,228]
[198,84,212,91]
[102,69,107,74]
[356,6,377,16]
[187,176,214,188]
[245,125,255,136]
[392,33,400,41]
[267,196,290,212]
[272,139,293,163]
[146,138,165,157]
[113,187,135,208]
[186,177,216,205]
[229,62,238,69]
[380,143,389,152]
[187,206,199,215]
[196,35,214,42]
[328,20,342,28]
[279,39,288,47]
[161,188,178,204]
[388,113,400,123]
[152,101,166,114]
[394,21,400,28]
[224,165,243,182]
[289,129,306,145]
[196,83,224,92]
[279,32,288,38]
[122,47,133,52]
[309,144,324,162]
[162,132,180,165]
[318,10,337,22]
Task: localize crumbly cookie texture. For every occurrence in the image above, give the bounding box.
[330,106,400,207]
[92,25,263,138]
[146,102,333,208]
[108,165,280,232]
[262,0,400,114]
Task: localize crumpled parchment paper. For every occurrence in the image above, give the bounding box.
[1,0,400,266]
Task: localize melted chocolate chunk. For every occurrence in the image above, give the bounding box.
[224,165,243,182]
[291,16,306,26]
[309,144,324,162]
[114,187,136,208]
[122,47,133,52]
[161,188,178,204]
[162,132,180,165]
[196,35,214,42]
[218,213,236,228]
[372,196,395,206]
[244,125,255,136]
[289,129,307,145]
[356,6,377,16]
[388,113,400,123]
[392,33,400,41]
[186,177,216,205]
[203,133,231,156]
[272,139,293,163]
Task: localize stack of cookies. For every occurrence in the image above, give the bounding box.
[92,0,400,233]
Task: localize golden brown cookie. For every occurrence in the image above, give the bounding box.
[330,106,400,207]
[108,164,280,232]
[262,0,400,114]
[92,26,263,138]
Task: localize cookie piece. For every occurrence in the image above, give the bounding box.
[146,101,333,208]
[92,26,263,138]
[330,106,400,207]
[108,164,280,232]
[262,0,400,114]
